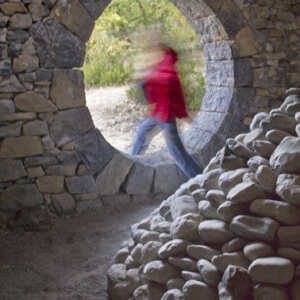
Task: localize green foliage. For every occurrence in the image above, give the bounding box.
[82,0,206,110]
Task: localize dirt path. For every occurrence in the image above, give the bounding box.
[86,86,196,154]
[0,201,160,300]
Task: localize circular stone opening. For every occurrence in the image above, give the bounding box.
[83,0,206,159]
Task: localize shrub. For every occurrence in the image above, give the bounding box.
[82,0,206,110]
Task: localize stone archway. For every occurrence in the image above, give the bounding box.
[0,0,299,225]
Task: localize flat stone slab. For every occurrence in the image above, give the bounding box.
[30,18,86,68]
[0,159,26,182]
[158,239,192,259]
[230,215,279,242]
[66,175,97,194]
[96,152,133,195]
[243,242,275,262]
[50,107,94,147]
[253,284,289,300]
[51,193,75,215]
[51,0,94,42]
[249,257,294,284]
[143,260,181,284]
[0,184,43,210]
[182,280,218,300]
[171,213,202,242]
[218,168,249,195]
[211,251,250,272]
[78,0,110,19]
[276,174,300,206]
[277,225,300,249]
[170,195,198,219]
[250,199,300,225]
[0,137,43,158]
[36,175,64,193]
[198,220,235,245]
[270,137,300,174]
[187,245,220,261]
[197,259,222,287]
[227,182,265,204]
[74,128,115,175]
[50,69,86,110]
[123,162,154,195]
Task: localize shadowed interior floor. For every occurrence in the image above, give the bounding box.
[0,200,160,300]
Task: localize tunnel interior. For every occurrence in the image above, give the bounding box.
[0,0,299,226]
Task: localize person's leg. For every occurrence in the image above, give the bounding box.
[131,118,159,155]
[161,121,203,178]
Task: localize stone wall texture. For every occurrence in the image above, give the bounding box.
[0,0,299,228]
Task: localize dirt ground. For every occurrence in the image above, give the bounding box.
[86,86,196,154]
[0,201,160,300]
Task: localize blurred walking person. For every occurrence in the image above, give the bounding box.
[130,30,202,179]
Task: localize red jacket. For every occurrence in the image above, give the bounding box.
[143,49,188,122]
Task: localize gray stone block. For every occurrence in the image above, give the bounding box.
[51,193,75,215]
[24,156,58,168]
[18,72,37,83]
[0,44,8,60]
[57,151,81,164]
[170,0,213,20]
[0,184,43,210]
[0,121,22,138]
[8,42,22,57]
[96,152,133,195]
[74,128,116,175]
[78,0,110,19]
[201,87,254,118]
[191,16,228,44]
[0,137,43,159]
[28,3,50,22]
[206,59,252,88]
[153,164,187,194]
[0,99,15,114]
[23,120,48,136]
[50,69,86,109]
[124,162,155,195]
[234,58,252,87]
[66,175,97,194]
[217,1,245,38]
[6,29,29,43]
[0,59,11,76]
[0,159,26,182]
[203,41,233,61]
[0,75,25,93]
[50,107,94,147]
[14,91,57,113]
[30,18,86,68]
[36,69,53,81]
[206,61,234,87]
[51,0,95,42]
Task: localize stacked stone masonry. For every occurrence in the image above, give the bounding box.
[108,88,300,299]
[0,0,299,228]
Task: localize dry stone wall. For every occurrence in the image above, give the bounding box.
[108,88,300,300]
[0,0,299,228]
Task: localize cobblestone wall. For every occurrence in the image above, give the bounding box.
[0,0,299,228]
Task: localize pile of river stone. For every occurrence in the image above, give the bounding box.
[107,88,300,300]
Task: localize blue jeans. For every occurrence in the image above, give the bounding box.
[131,117,202,178]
